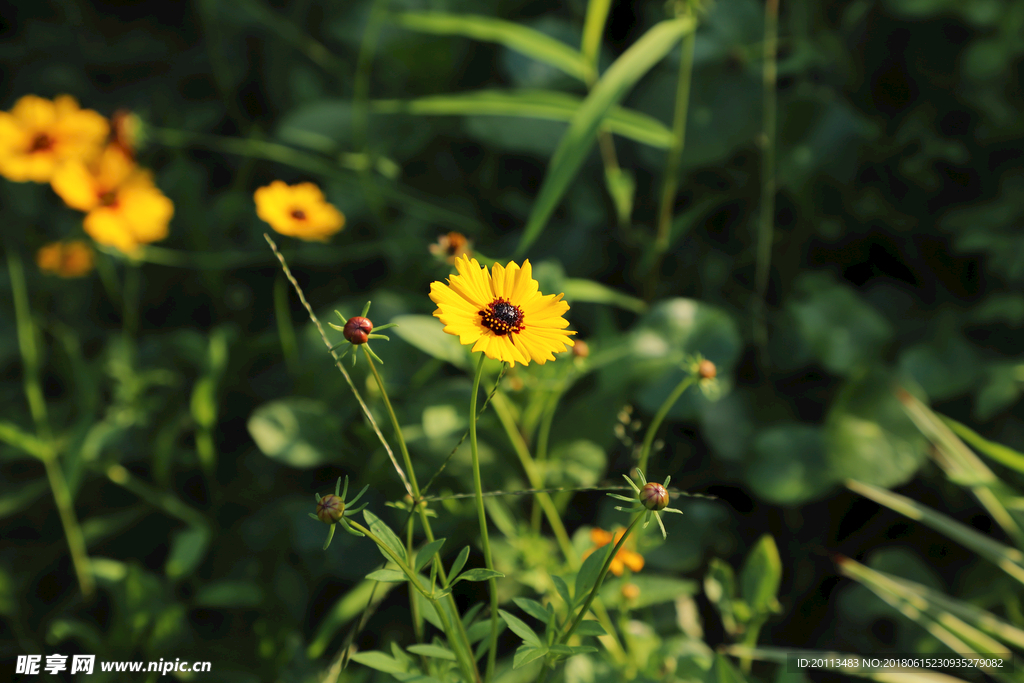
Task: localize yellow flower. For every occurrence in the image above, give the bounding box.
[254,181,345,242]
[429,254,575,367]
[0,95,108,183]
[51,145,173,254]
[36,240,95,278]
[429,231,472,263]
[583,527,644,577]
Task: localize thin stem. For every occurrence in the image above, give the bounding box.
[753,0,780,362]
[469,354,499,681]
[636,374,697,477]
[363,345,419,499]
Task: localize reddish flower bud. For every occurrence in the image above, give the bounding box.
[698,359,716,380]
[344,316,373,344]
[316,494,345,524]
[640,482,669,511]
[572,339,589,358]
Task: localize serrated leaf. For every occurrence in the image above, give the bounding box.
[416,538,446,573]
[513,644,549,669]
[407,643,456,660]
[575,543,611,606]
[512,597,552,623]
[363,510,408,565]
[498,609,542,647]
[366,569,408,583]
[454,568,504,584]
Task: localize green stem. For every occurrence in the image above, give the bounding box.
[753,0,780,360]
[8,251,92,596]
[469,354,499,682]
[636,374,697,477]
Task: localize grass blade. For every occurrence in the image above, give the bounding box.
[846,479,1024,586]
[372,89,674,148]
[391,12,588,80]
[514,16,696,257]
[943,414,1024,475]
[581,0,612,77]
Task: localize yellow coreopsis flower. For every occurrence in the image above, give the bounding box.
[51,145,173,254]
[429,254,575,367]
[36,240,95,278]
[0,95,109,183]
[254,180,345,242]
[583,527,644,577]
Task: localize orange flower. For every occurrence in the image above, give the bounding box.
[51,145,173,254]
[583,527,644,576]
[0,95,108,182]
[36,240,95,278]
[429,231,472,263]
[254,181,345,242]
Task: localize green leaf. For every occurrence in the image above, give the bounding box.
[392,13,588,81]
[824,369,928,488]
[0,420,49,460]
[562,278,647,314]
[512,597,552,623]
[0,479,48,519]
[193,580,264,608]
[391,315,469,370]
[407,643,457,661]
[454,568,504,584]
[740,535,782,615]
[165,525,211,580]
[448,546,471,585]
[515,16,696,256]
[944,414,1024,475]
[574,620,607,636]
[715,653,750,683]
[552,575,573,608]
[745,424,837,504]
[373,90,673,149]
[847,479,1024,585]
[704,559,738,634]
[415,538,446,573]
[365,569,408,583]
[363,510,408,565]
[513,644,549,669]
[498,609,543,647]
[247,398,345,468]
[349,650,407,674]
[575,543,611,607]
[598,574,698,609]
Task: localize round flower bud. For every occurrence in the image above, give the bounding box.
[343,316,373,344]
[572,339,590,359]
[698,359,716,380]
[640,482,669,511]
[316,494,345,524]
[621,583,641,601]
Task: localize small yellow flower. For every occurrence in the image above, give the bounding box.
[0,95,109,183]
[36,240,95,278]
[429,254,575,367]
[583,527,644,576]
[429,231,472,263]
[51,145,173,255]
[254,180,345,242]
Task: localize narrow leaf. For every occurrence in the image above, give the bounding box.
[512,597,552,624]
[512,644,549,669]
[392,12,588,81]
[363,510,408,565]
[740,534,782,615]
[498,609,542,647]
[943,414,1024,475]
[365,569,408,583]
[448,546,471,586]
[515,16,697,257]
[407,643,456,661]
[575,620,607,636]
[349,651,407,674]
[552,575,573,608]
[454,568,504,584]
[575,543,612,607]
[416,538,446,573]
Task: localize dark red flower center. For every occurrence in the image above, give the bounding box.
[291,208,307,220]
[30,133,54,152]
[479,298,524,336]
[99,190,119,208]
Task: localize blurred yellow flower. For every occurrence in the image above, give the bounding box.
[429,231,472,264]
[0,95,108,183]
[583,527,644,576]
[51,145,173,254]
[429,254,575,367]
[36,240,95,278]
[254,181,345,242]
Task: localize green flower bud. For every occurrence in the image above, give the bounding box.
[317,494,345,524]
[640,482,668,511]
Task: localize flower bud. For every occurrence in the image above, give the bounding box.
[571,339,589,358]
[698,359,716,380]
[640,482,669,511]
[621,583,640,601]
[344,316,373,344]
[316,494,345,524]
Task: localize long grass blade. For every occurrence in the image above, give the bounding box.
[846,479,1024,586]
[372,90,674,148]
[943,414,1024,476]
[391,12,588,81]
[514,16,696,257]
